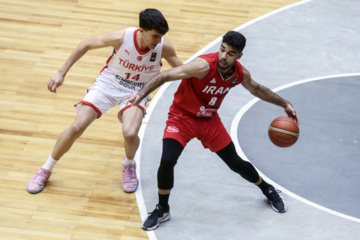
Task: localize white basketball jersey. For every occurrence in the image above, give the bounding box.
[97,27,163,92]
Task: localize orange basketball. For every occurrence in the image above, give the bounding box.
[268,116,299,147]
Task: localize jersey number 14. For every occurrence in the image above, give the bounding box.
[125,73,140,81]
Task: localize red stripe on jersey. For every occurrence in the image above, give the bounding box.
[100,49,116,73]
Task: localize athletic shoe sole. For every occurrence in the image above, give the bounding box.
[123,179,139,193]
[268,194,288,213]
[142,212,171,231]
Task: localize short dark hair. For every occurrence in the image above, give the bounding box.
[222,31,246,53]
[139,8,169,35]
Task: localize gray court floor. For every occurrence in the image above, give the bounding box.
[136,0,360,239]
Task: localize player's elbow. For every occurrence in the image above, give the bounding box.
[77,39,93,52]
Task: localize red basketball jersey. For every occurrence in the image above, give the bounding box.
[169,52,244,118]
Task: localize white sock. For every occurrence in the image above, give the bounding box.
[123,156,134,166]
[41,155,58,172]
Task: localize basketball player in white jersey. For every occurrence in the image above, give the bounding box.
[27,9,182,194]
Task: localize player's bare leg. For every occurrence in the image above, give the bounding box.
[27,105,99,193]
[119,106,144,193]
[52,105,99,159]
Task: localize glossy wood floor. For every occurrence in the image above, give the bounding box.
[0,0,299,239]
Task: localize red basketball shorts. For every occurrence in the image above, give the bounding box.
[163,112,231,152]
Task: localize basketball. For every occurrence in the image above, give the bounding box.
[268,116,299,147]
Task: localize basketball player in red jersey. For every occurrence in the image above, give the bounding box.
[126,31,300,230]
[26,9,182,195]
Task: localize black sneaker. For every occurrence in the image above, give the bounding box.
[264,186,287,213]
[142,204,171,231]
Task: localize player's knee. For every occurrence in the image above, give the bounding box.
[122,130,138,142]
[227,158,250,172]
[159,154,177,170]
[234,160,259,183]
[69,123,86,139]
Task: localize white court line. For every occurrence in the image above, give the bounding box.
[230,73,360,224]
[135,0,315,239]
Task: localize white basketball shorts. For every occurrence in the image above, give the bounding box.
[74,79,151,119]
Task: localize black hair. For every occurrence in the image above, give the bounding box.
[139,8,169,35]
[222,31,246,53]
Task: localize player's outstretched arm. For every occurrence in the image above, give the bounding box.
[126,57,209,106]
[241,66,299,123]
[48,30,125,93]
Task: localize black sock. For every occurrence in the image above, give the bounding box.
[158,193,170,211]
[257,179,272,194]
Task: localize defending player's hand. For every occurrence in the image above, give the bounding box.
[48,72,65,93]
[124,94,142,106]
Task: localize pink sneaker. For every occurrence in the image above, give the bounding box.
[27,167,52,194]
[122,161,139,193]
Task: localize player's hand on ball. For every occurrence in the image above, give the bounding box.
[284,103,299,124]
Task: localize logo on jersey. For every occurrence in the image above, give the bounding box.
[137,56,143,61]
[150,52,157,62]
[125,49,131,55]
[197,106,217,117]
[210,78,216,84]
[167,126,179,133]
[115,75,145,90]
[231,78,239,86]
